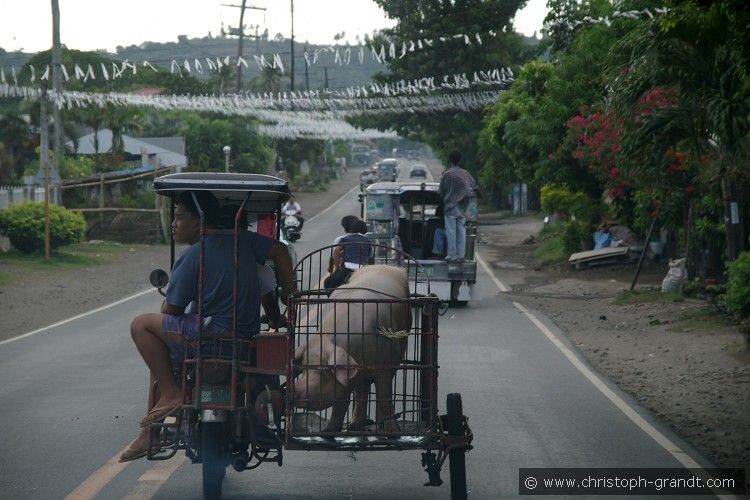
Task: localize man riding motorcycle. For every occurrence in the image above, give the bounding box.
[281,195,304,240]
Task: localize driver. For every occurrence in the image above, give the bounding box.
[119,190,295,462]
[281,194,304,230]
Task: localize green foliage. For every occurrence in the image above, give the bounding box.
[562,219,592,253]
[540,184,603,229]
[0,202,86,254]
[724,252,750,321]
[541,184,585,216]
[181,114,273,174]
[361,0,532,181]
[24,153,99,180]
[533,235,568,264]
[0,111,37,183]
[117,190,156,209]
[614,288,685,305]
[60,155,95,178]
[289,174,329,193]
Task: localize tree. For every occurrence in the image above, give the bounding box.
[0,111,37,183]
[359,0,531,178]
[610,0,750,259]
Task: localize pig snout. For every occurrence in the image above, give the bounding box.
[291,342,358,411]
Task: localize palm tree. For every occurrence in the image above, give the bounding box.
[0,111,37,183]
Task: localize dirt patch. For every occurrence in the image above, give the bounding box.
[478,214,750,470]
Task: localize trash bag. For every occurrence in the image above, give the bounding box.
[661,258,687,293]
[593,231,612,249]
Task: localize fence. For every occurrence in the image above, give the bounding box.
[0,185,61,209]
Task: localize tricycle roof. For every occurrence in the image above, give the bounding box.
[154,172,290,203]
[365,181,439,194]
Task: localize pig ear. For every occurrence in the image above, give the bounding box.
[328,346,358,386]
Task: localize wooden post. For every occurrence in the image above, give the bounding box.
[630,206,661,291]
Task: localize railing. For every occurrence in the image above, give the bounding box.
[0,185,60,209]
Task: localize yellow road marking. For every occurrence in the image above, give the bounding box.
[64,446,132,500]
[122,455,187,500]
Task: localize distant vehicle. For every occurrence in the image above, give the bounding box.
[359,167,379,190]
[409,164,428,179]
[351,143,371,167]
[376,159,399,182]
[359,181,478,305]
[406,150,419,160]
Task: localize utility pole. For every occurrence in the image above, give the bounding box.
[51,0,62,193]
[222,2,266,93]
[40,86,51,260]
[304,44,309,90]
[324,67,329,89]
[290,0,295,91]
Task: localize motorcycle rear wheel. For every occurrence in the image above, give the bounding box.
[201,422,225,499]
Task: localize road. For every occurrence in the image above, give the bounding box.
[0,162,719,499]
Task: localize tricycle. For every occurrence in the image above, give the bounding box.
[359,181,478,305]
[144,172,473,499]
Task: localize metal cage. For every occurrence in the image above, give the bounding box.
[284,245,441,451]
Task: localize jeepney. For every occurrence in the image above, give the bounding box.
[359,181,478,305]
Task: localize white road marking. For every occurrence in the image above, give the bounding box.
[475,251,510,292]
[0,288,156,346]
[511,302,737,499]
[476,249,735,497]
[306,185,359,224]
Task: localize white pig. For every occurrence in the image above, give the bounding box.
[292,265,412,432]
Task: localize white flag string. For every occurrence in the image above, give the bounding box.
[0,78,504,140]
[0,7,667,86]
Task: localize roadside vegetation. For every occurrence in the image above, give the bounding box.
[0,240,154,286]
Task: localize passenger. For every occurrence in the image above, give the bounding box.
[438,150,479,263]
[119,191,295,462]
[324,219,373,289]
[327,215,359,274]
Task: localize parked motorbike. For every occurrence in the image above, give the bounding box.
[282,213,302,242]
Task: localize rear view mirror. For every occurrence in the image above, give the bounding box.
[149,269,169,289]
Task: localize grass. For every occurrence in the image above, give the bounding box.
[0,240,150,285]
[533,236,567,264]
[613,288,686,305]
[668,309,736,333]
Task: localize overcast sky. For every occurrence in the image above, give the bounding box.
[0,0,547,53]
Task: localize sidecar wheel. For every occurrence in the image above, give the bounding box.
[201,423,225,499]
[447,393,467,500]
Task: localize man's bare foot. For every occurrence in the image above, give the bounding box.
[119,428,153,462]
[139,395,182,427]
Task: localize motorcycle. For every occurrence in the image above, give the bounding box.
[282,212,302,242]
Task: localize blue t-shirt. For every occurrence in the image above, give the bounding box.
[167,231,274,337]
[339,233,373,266]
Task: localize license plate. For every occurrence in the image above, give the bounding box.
[200,385,230,403]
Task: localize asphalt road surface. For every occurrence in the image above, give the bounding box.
[0,163,720,499]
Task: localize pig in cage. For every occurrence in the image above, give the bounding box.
[285,245,440,449]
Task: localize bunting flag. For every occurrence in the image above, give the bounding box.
[0,82,503,139]
[0,7,668,87]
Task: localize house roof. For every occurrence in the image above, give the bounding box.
[67,130,187,169]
